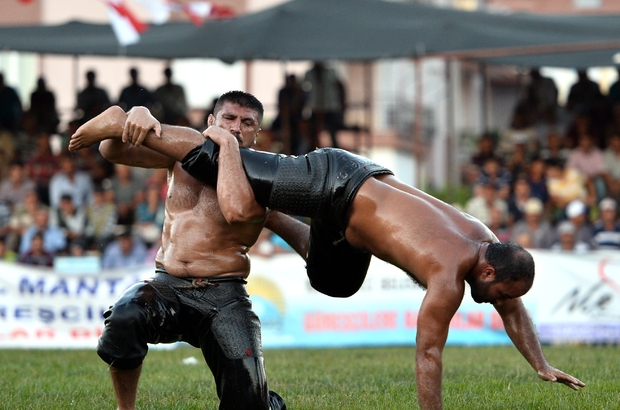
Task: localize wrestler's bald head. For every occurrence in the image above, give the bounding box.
[214,91,264,124]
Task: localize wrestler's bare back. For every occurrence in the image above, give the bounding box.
[346,174,498,288]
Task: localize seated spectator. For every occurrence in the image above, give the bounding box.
[19,209,66,256]
[476,157,511,200]
[18,232,55,267]
[510,197,554,249]
[550,220,591,254]
[592,197,620,250]
[545,158,595,219]
[0,162,36,208]
[6,190,49,252]
[134,184,165,247]
[0,200,11,242]
[101,228,148,270]
[0,236,17,262]
[23,133,60,206]
[49,194,89,251]
[565,133,609,201]
[464,181,508,228]
[507,175,532,226]
[471,133,501,168]
[562,199,594,248]
[108,163,143,225]
[49,153,94,210]
[539,130,570,165]
[603,133,620,203]
[488,206,512,243]
[526,157,550,206]
[85,185,118,253]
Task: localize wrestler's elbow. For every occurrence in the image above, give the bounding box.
[222,203,266,225]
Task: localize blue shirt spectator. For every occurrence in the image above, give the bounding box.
[49,154,94,209]
[19,209,66,255]
[102,230,148,270]
[592,197,620,250]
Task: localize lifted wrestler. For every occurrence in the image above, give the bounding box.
[71,92,309,410]
[70,102,584,410]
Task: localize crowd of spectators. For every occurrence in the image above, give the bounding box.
[462,68,620,253]
[0,67,182,269]
[1,65,619,271]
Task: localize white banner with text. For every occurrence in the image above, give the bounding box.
[0,250,618,348]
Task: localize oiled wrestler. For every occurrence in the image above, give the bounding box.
[69,103,585,410]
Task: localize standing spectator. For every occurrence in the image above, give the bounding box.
[19,209,66,256]
[134,184,165,247]
[18,232,55,267]
[563,199,594,248]
[108,163,143,225]
[101,229,148,270]
[117,67,155,112]
[76,70,111,122]
[49,194,89,251]
[565,133,609,201]
[24,133,61,206]
[273,74,307,155]
[85,185,118,253]
[303,62,345,149]
[566,70,602,118]
[0,162,36,208]
[48,153,94,210]
[0,72,23,134]
[592,197,620,250]
[529,68,558,123]
[29,77,59,134]
[153,67,188,125]
[550,220,590,253]
[510,197,554,249]
[7,190,48,252]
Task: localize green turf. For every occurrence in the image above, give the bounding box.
[0,345,618,409]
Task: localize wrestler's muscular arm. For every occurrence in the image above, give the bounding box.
[415,275,464,410]
[495,299,585,390]
[264,212,310,260]
[204,125,266,224]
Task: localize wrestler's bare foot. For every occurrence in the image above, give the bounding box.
[68,106,127,151]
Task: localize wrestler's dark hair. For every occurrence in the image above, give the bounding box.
[213,90,264,124]
[485,242,535,285]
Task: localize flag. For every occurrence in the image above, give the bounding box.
[105,0,148,46]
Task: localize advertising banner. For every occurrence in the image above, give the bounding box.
[0,250,618,349]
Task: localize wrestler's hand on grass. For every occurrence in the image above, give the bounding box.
[537,365,585,391]
[123,106,161,146]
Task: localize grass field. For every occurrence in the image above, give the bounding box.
[1,344,619,409]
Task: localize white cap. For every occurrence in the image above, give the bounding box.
[524,198,544,215]
[599,197,617,211]
[566,199,586,219]
[557,220,576,235]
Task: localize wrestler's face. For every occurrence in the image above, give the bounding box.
[209,102,261,148]
[470,277,529,306]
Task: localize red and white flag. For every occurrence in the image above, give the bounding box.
[104,0,148,46]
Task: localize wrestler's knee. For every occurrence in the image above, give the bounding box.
[96,282,156,369]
